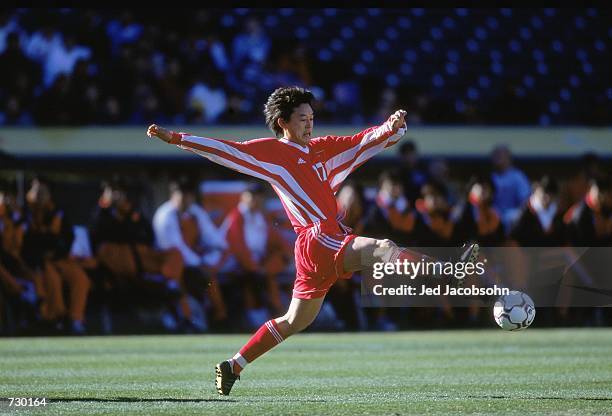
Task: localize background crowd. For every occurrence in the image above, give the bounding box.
[0,8,610,335]
[1,143,610,335]
[0,8,610,126]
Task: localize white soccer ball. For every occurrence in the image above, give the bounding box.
[493,290,536,331]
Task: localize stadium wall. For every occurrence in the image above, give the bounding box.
[1,126,611,159]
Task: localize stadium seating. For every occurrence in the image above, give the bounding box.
[0,8,609,126]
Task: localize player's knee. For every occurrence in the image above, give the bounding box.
[373,238,398,263]
[283,318,305,336]
[281,313,315,336]
[377,238,395,249]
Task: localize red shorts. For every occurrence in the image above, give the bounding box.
[292,229,358,299]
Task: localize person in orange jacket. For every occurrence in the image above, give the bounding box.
[224,184,292,323]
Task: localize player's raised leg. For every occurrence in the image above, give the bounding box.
[342,236,479,276]
[216,296,325,395]
[343,237,431,272]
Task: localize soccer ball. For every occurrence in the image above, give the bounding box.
[493,290,536,331]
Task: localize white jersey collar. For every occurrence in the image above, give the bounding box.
[279,137,309,154]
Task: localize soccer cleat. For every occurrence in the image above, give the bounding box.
[215,360,239,396]
[459,242,479,263]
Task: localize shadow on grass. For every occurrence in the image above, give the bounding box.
[468,395,612,401]
[46,397,235,403]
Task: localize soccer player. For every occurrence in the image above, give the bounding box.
[147,86,478,395]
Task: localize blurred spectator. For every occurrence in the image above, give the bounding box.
[0,94,33,125]
[564,176,612,246]
[0,12,25,54]
[156,58,187,121]
[43,34,91,88]
[208,35,230,73]
[336,181,368,236]
[413,182,458,246]
[21,178,91,334]
[362,170,415,246]
[105,12,143,56]
[511,176,567,246]
[0,31,40,102]
[428,157,460,206]
[454,175,505,246]
[25,25,62,64]
[226,17,271,98]
[563,176,611,325]
[267,44,313,90]
[581,152,605,182]
[0,262,35,308]
[0,182,38,309]
[232,17,270,67]
[265,54,304,90]
[220,92,255,123]
[182,34,229,74]
[0,181,26,264]
[67,59,100,124]
[397,141,427,206]
[406,93,429,125]
[186,73,228,124]
[224,184,291,326]
[99,96,123,124]
[563,153,606,212]
[129,81,165,124]
[152,178,229,325]
[330,80,363,123]
[286,44,313,86]
[374,87,400,124]
[490,145,531,232]
[154,179,227,270]
[91,179,187,325]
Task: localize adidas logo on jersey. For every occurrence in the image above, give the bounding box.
[298,158,307,164]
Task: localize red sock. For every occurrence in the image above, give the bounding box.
[231,320,284,375]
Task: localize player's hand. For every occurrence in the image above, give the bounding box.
[147,124,173,143]
[387,110,407,134]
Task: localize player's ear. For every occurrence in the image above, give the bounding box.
[276,117,287,130]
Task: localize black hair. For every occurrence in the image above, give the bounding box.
[102,176,129,193]
[245,182,266,195]
[466,174,496,196]
[581,152,600,167]
[421,180,448,198]
[169,176,196,194]
[264,86,314,137]
[399,140,417,155]
[378,168,404,187]
[536,175,559,195]
[593,175,611,192]
[29,175,54,190]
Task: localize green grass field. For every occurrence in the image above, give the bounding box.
[1,329,612,415]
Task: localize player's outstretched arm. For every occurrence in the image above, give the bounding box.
[147,124,176,144]
[317,109,408,193]
[146,124,277,186]
[387,109,407,135]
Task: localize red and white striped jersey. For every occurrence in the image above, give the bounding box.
[170,122,406,235]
